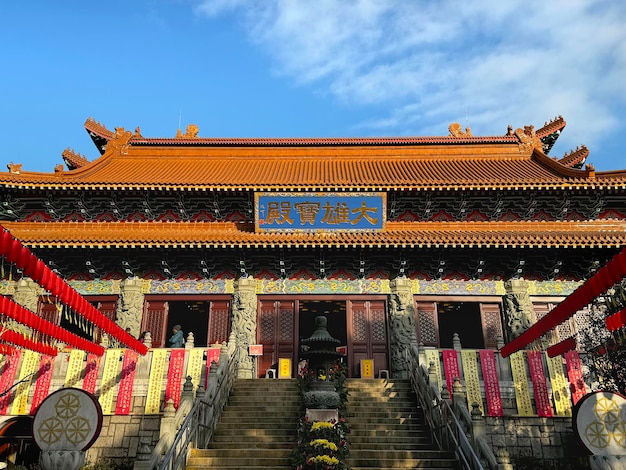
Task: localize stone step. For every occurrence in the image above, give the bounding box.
[218,415,299,424]
[220,405,300,413]
[347,450,458,467]
[212,428,297,438]
[206,440,296,449]
[349,438,435,448]
[348,425,430,436]
[187,449,292,469]
[344,408,424,417]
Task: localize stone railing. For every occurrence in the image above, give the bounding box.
[135,335,238,470]
[405,339,590,469]
[405,342,492,470]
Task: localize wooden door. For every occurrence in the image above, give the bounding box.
[208,300,230,345]
[480,303,503,349]
[38,302,60,325]
[348,300,388,377]
[415,301,439,347]
[257,299,295,378]
[141,300,169,348]
[93,299,117,344]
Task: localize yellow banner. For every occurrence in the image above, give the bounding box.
[510,351,533,416]
[360,359,374,379]
[461,350,483,415]
[279,358,292,379]
[545,354,572,417]
[186,348,205,391]
[64,349,86,388]
[146,349,167,414]
[424,349,442,390]
[11,350,39,415]
[99,349,123,415]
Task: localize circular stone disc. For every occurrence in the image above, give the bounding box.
[33,387,103,451]
[573,391,626,455]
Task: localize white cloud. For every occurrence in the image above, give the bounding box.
[194,0,626,161]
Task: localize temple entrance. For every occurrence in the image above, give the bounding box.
[257,296,389,378]
[141,296,231,348]
[298,300,347,363]
[414,297,503,349]
[437,301,485,349]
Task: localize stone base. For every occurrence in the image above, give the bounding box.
[589,455,626,470]
[306,408,338,423]
[39,450,85,470]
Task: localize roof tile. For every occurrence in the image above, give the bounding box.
[3,220,624,249]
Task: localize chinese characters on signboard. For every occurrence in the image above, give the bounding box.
[256,193,386,232]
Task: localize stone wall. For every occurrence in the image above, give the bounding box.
[85,396,161,465]
[480,416,588,468]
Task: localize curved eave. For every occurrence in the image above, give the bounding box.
[3,220,625,250]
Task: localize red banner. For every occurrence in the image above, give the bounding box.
[479,350,503,416]
[442,350,460,392]
[527,351,553,417]
[0,351,22,414]
[83,353,102,394]
[564,350,586,405]
[165,349,186,409]
[30,355,54,414]
[205,347,221,388]
[116,350,138,415]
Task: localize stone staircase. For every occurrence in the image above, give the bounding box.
[345,379,459,469]
[186,378,300,469]
[186,377,458,470]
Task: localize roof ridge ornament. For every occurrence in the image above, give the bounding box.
[104,127,133,155]
[7,162,22,174]
[175,124,200,139]
[448,122,472,137]
[514,125,542,153]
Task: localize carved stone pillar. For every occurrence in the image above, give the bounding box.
[389,278,417,379]
[117,278,144,338]
[503,279,534,340]
[12,278,42,334]
[13,277,41,312]
[232,277,257,379]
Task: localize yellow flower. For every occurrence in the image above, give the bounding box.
[311,421,334,431]
[309,455,339,465]
[310,439,338,451]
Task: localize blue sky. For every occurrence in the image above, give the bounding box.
[1,0,625,173]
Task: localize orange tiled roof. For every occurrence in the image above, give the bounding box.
[2,118,624,191]
[3,220,625,249]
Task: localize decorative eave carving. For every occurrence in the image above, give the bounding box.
[536,115,566,138]
[175,124,200,139]
[535,116,567,155]
[448,122,472,137]
[61,148,90,170]
[514,125,543,154]
[558,145,589,170]
[84,117,114,139]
